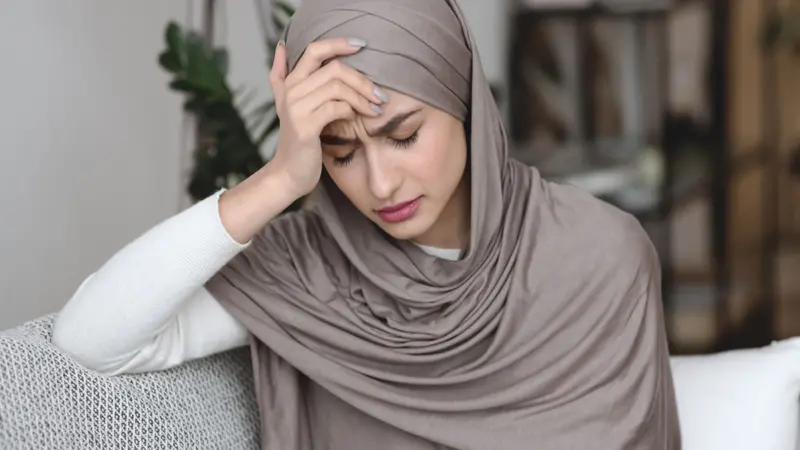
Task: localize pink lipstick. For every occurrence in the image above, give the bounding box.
[376,197,421,223]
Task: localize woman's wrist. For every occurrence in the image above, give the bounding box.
[218,166,302,244]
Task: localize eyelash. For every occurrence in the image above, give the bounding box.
[392,130,419,149]
[332,131,420,167]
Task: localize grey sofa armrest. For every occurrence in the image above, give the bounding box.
[0,315,259,449]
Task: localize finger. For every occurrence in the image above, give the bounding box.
[269,42,288,110]
[289,37,366,82]
[310,101,357,135]
[297,79,382,119]
[289,59,385,105]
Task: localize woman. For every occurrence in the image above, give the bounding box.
[53,0,681,448]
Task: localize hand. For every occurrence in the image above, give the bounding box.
[265,37,386,199]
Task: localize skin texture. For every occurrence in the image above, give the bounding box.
[320,89,470,249]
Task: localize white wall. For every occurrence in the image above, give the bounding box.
[0,2,193,329]
[0,0,509,330]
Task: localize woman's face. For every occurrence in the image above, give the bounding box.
[320,89,469,248]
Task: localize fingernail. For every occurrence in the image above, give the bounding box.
[348,38,367,48]
[371,103,383,115]
[277,39,285,47]
[373,86,389,103]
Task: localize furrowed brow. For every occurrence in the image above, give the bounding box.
[319,108,423,145]
[368,108,422,136]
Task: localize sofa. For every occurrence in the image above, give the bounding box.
[0,315,259,449]
[2,314,800,450]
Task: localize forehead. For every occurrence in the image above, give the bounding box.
[323,89,428,135]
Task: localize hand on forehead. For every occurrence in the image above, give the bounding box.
[284,0,471,120]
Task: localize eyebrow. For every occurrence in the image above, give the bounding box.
[319,108,422,145]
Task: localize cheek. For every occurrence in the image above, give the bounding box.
[408,129,466,188]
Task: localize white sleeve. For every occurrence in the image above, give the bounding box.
[52,190,251,376]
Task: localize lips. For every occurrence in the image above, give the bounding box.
[376,197,422,223]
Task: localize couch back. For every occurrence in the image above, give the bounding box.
[5,315,800,450]
[0,315,260,449]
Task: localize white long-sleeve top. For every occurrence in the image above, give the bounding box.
[52,190,461,376]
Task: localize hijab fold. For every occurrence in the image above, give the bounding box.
[206,0,681,448]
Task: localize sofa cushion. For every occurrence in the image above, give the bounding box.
[7,314,800,449]
[0,315,260,449]
[670,338,800,450]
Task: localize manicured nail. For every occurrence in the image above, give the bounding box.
[348,38,367,48]
[373,86,389,103]
[371,103,383,114]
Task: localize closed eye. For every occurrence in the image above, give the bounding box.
[390,130,419,149]
[330,130,419,167]
[332,152,354,167]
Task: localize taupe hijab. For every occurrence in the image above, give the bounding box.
[206,0,681,448]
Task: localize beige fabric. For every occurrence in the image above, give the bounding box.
[206,0,681,448]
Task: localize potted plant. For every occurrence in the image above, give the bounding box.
[157,1,299,208]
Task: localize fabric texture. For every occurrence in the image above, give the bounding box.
[0,315,259,449]
[669,338,800,450]
[205,0,682,448]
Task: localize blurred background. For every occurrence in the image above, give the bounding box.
[0,0,798,355]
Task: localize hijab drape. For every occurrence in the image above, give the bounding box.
[206,0,681,448]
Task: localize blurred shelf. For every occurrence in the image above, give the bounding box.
[668,280,727,354]
[730,145,769,177]
[668,271,779,354]
[512,139,642,195]
[509,0,733,348]
[633,154,709,222]
[512,140,710,221]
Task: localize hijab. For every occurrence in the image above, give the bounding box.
[205,0,681,448]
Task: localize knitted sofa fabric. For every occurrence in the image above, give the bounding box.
[0,315,260,449]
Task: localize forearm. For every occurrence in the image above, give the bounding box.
[52,190,249,372]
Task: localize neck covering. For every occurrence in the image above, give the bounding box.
[206,1,681,448]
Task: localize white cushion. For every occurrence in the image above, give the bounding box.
[670,338,800,450]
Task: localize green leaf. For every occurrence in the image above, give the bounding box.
[165,22,187,66]
[158,51,182,73]
[169,79,197,92]
[212,48,229,76]
[183,96,206,112]
[176,35,229,96]
[165,21,182,49]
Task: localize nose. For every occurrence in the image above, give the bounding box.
[365,147,400,201]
